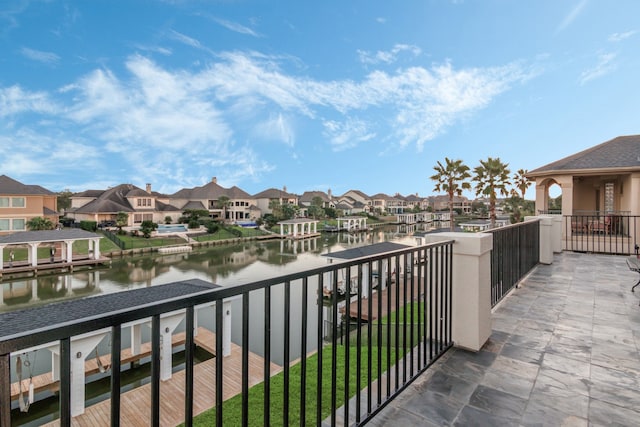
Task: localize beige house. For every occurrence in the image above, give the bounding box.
[527,135,640,253]
[69,183,181,226]
[252,187,298,216]
[169,177,255,222]
[0,175,58,235]
[527,135,640,216]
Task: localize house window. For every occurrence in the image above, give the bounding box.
[604,183,615,213]
[137,199,142,207]
[12,218,25,230]
[0,219,9,230]
[0,198,9,208]
[12,197,25,207]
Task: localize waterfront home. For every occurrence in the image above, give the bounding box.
[169,177,255,223]
[252,187,299,216]
[69,183,182,226]
[0,175,58,235]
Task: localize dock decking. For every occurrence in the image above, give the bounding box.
[40,327,282,426]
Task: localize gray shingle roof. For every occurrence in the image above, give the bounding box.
[528,135,640,175]
[0,175,55,195]
[0,279,220,340]
[0,229,100,244]
[322,242,410,260]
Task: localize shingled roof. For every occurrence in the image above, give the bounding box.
[528,135,640,176]
[0,175,55,195]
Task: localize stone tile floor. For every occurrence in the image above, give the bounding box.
[368,252,640,426]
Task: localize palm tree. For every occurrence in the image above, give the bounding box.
[217,196,231,223]
[473,157,511,228]
[430,158,471,231]
[26,216,54,230]
[511,169,531,199]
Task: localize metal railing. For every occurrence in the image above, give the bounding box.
[0,241,453,427]
[563,215,639,255]
[487,220,540,307]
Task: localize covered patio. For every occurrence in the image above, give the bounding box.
[367,251,640,426]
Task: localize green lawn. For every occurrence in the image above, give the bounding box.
[190,344,394,427]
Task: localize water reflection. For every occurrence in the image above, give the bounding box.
[1,224,438,312]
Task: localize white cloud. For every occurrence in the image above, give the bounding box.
[322,118,376,151]
[556,0,587,33]
[0,85,57,116]
[213,17,261,37]
[608,30,637,42]
[20,47,60,64]
[2,50,530,189]
[579,52,617,85]
[357,44,421,65]
[168,29,202,49]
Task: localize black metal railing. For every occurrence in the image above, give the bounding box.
[487,220,540,307]
[0,241,453,427]
[563,214,639,255]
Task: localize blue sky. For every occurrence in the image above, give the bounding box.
[1,1,639,200]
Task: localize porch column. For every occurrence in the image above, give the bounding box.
[68,333,108,416]
[160,313,185,381]
[424,232,492,352]
[0,245,3,271]
[92,238,101,259]
[28,243,39,266]
[222,300,232,357]
[535,180,547,214]
[64,240,73,263]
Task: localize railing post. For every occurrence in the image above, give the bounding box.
[424,233,492,351]
[530,216,553,264]
[0,354,10,427]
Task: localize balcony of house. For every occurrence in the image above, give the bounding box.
[1,218,639,426]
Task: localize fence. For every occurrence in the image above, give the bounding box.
[563,214,639,255]
[0,241,453,427]
[487,220,540,307]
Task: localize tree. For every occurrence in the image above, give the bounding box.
[473,157,511,228]
[511,169,531,199]
[139,220,158,238]
[308,196,325,219]
[57,189,73,212]
[217,196,231,222]
[430,158,471,231]
[116,212,129,233]
[26,216,54,230]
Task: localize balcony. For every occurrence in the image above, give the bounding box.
[368,251,640,425]
[2,220,638,426]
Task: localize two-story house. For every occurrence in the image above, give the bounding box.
[0,175,58,235]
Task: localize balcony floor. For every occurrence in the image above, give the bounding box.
[368,252,640,426]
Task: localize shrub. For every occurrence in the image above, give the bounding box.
[79,220,97,232]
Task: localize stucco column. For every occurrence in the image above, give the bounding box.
[28,243,39,266]
[527,216,554,264]
[424,232,492,352]
[64,240,73,263]
[560,180,574,216]
[535,180,548,214]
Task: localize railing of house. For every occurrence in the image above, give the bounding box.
[487,220,540,307]
[0,241,453,427]
[563,214,640,255]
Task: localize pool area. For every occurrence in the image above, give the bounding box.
[236,221,258,228]
[156,224,188,234]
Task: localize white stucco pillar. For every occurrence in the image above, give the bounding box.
[131,324,142,356]
[29,243,39,266]
[424,232,492,352]
[223,300,232,357]
[551,215,562,253]
[69,333,108,416]
[64,241,73,263]
[527,216,553,265]
[160,313,185,381]
[535,180,548,214]
[0,245,4,271]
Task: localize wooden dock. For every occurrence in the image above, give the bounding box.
[1,256,111,280]
[39,328,281,426]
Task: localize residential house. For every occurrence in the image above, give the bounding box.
[403,193,429,212]
[527,135,640,217]
[429,195,472,214]
[0,175,58,235]
[169,177,255,222]
[299,190,335,209]
[252,187,299,216]
[341,190,372,211]
[334,195,368,216]
[69,183,181,226]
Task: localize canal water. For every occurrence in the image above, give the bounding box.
[3,223,439,425]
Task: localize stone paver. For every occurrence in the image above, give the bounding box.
[369,252,640,426]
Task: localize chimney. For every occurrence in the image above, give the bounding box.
[283,185,287,193]
[146,183,152,193]
[328,188,332,199]
[212,177,217,184]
